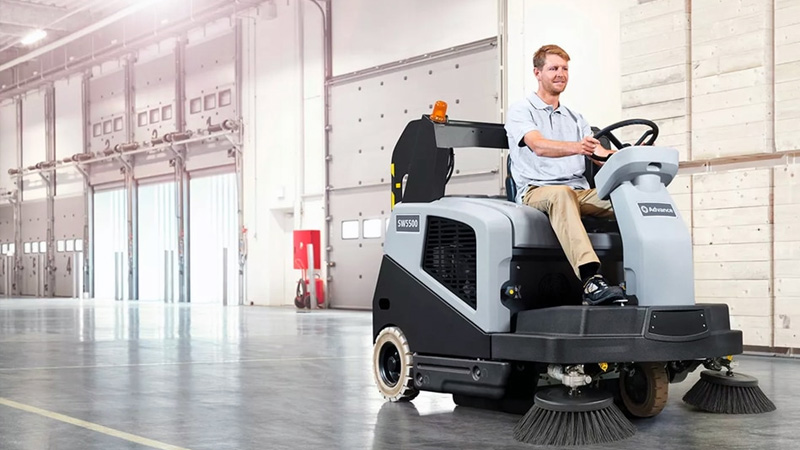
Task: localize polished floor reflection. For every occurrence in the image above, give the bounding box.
[0,299,795,449]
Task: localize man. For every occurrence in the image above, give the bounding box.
[504,44,625,306]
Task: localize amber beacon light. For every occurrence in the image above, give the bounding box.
[430,100,448,123]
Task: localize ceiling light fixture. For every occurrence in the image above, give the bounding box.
[20,30,47,46]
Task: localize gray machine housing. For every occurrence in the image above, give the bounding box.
[594,145,693,306]
[387,198,619,333]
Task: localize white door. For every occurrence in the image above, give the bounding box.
[138,181,178,301]
[93,188,128,300]
[189,171,239,304]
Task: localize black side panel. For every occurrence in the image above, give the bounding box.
[422,217,477,309]
[372,256,491,359]
[504,247,623,317]
[413,355,511,399]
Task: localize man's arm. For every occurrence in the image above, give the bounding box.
[522,130,599,158]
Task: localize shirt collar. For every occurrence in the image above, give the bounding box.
[527,92,563,114]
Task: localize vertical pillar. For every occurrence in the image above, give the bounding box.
[13,96,22,296]
[322,0,333,307]
[44,83,56,297]
[124,55,138,300]
[82,71,94,298]
[235,19,245,305]
[175,36,189,303]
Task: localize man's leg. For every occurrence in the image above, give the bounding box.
[524,185,625,305]
[576,188,614,218]
[523,185,598,277]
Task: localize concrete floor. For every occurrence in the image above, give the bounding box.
[0,299,795,450]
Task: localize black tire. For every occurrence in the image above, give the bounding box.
[619,362,669,418]
[373,327,419,402]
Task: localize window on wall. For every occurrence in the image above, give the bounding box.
[341,220,359,240]
[363,219,382,239]
[219,89,232,107]
[162,105,173,121]
[190,98,202,114]
[138,112,148,127]
[204,93,217,111]
[113,117,123,131]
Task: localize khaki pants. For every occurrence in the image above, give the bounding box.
[523,185,614,279]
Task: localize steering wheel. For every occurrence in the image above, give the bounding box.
[588,119,659,161]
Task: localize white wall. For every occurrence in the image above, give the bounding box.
[241,0,499,306]
[332,0,497,75]
[505,0,636,127]
[241,1,325,306]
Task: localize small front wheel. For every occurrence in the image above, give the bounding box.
[373,326,418,402]
[619,362,669,418]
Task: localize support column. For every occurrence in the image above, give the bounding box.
[124,55,138,300]
[44,83,56,297]
[235,18,245,306]
[175,35,189,303]
[81,71,94,299]
[13,96,22,296]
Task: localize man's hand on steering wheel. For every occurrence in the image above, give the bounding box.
[579,136,602,156]
[591,147,616,166]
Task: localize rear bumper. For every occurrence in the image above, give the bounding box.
[492,304,742,364]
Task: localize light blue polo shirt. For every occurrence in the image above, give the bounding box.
[504,92,593,203]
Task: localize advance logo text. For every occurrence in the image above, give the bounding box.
[638,203,676,217]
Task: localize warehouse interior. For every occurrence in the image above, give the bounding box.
[0,0,797,448]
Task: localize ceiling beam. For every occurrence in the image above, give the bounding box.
[0,0,160,75]
[0,22,68,37]
[0,1,84,31]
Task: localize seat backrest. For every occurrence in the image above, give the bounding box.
[505,155,516,202]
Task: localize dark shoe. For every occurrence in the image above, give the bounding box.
[582,275,626,306]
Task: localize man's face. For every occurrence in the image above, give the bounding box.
[535,54,569,95]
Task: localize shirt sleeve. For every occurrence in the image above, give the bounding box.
[576,112,593,140]
[504,102,539,149]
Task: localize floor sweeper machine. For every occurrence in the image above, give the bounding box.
[370,104,776,446]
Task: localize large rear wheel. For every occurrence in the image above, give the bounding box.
[619,362,669,418]
[373,326,418,402]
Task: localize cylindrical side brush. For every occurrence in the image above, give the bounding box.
[513,387,635,446]
[683,370,775,414]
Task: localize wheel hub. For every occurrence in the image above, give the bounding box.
[379,342,401,387]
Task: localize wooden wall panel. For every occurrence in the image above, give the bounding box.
[775,0,800,151]
[690,0,773,159]
[773,166,800,347]
[691,168,772,346]
[620,0,690,161]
